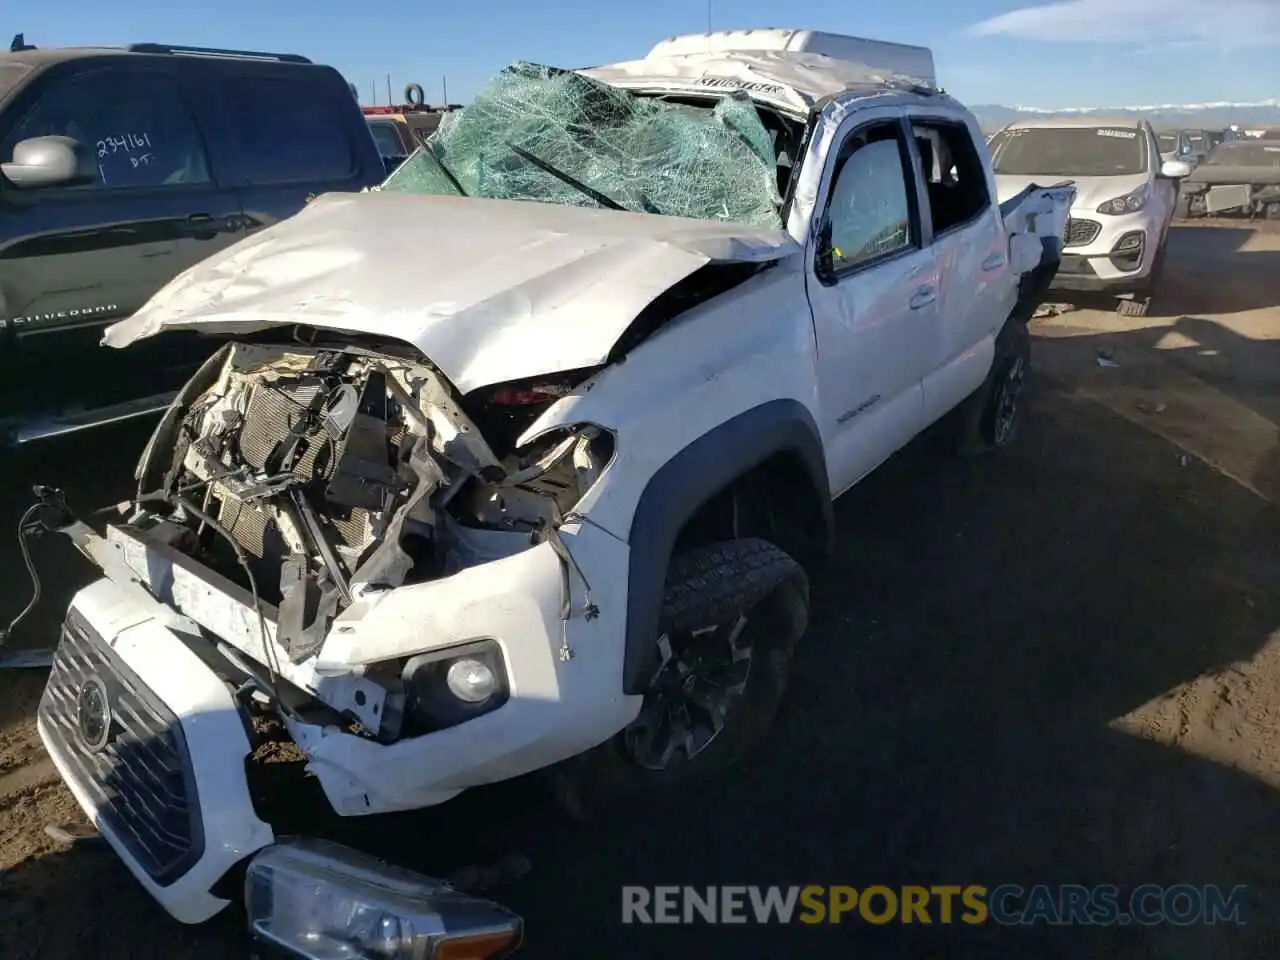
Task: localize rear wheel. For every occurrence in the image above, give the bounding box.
[547,538,809,821]
[941,319,1031,457]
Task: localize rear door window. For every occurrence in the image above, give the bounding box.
[219,74,355,184]
[1,68,211,189]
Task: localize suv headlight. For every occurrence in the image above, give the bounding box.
[403,639,510,732]
[1097,184,1150,215]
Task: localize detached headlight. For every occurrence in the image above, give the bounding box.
[246,839,522,960]
[1097,184,1150,215]
[403,640,510,732]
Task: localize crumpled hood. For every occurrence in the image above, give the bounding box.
[995,173,1147,213]
[104,191,797,393]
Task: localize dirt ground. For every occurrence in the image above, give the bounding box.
[0,221,1278,959]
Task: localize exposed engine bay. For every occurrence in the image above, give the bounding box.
[131,341,611,665]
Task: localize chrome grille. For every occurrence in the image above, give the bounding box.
[38,610,203,886]
[1065,218,1101,248]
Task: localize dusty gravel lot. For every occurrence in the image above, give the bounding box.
[0,221,1278,959]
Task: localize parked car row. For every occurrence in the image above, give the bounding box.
[364,84,460,175]
[1176,138,1280,220]
[1156,127,1238,167]
[0,39,387,447]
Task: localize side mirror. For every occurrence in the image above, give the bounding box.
[0,136,95,189]
[1160,159,1193,180]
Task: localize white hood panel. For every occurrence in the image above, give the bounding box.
[995,173,1148,212]
[104,192,797,394]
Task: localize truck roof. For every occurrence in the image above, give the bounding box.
[2,42,313,69]
[580,28,937,117]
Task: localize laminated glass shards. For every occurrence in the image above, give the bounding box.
[382,61,783,229]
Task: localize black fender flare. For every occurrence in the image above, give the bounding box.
[1013,234,1063,324]
[621,399,832,694]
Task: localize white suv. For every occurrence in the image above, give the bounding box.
[990,116,1192,317]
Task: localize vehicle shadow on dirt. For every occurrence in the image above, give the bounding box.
[1041,259,1280,507]
[2,373,1279,959]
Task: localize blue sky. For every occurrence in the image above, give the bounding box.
[16,0,1278,108]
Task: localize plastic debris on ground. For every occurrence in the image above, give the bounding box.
[448,854,532,893]
[381,61,783,229]
[1033,302,1076,319]
[44,823,104,846]
[1096,348,1120,368]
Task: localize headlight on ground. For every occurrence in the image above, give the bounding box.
[246,839,522,960]
[403,640,510,731]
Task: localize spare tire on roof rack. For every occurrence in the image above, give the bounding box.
[405,83,426,108]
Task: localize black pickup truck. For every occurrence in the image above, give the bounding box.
[0,38,386,446]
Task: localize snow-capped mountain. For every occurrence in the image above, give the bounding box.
[971,99,1280,132]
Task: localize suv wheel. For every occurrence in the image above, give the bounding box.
[546,538,809,821]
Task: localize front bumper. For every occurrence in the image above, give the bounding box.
[1050,207,1159,291]
[37,577,274,923]
[37,578,530,948]
[46,508,637,825]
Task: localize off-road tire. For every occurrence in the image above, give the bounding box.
[941,319,1032,458]
[546,538,809,822]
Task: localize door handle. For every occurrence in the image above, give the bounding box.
[982,252,1006,272]
[909,285,937,310]
[183,213,239,237]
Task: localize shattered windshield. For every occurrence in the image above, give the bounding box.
[380,61,782,229]
[1204,143,1280,168]
[989,126,1147,177]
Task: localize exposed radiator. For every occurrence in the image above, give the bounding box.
[215,379,378,566]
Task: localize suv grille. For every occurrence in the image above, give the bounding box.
[39,610,204,886]
[1065,218,1102,248]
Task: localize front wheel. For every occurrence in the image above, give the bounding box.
[546,538,809,821]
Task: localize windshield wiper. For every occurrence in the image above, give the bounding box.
[420,144,468,197]
[505,141,627,212]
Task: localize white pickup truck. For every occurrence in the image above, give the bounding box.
[15,28,1073,960]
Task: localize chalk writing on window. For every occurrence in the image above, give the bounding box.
[96,133,152,158]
